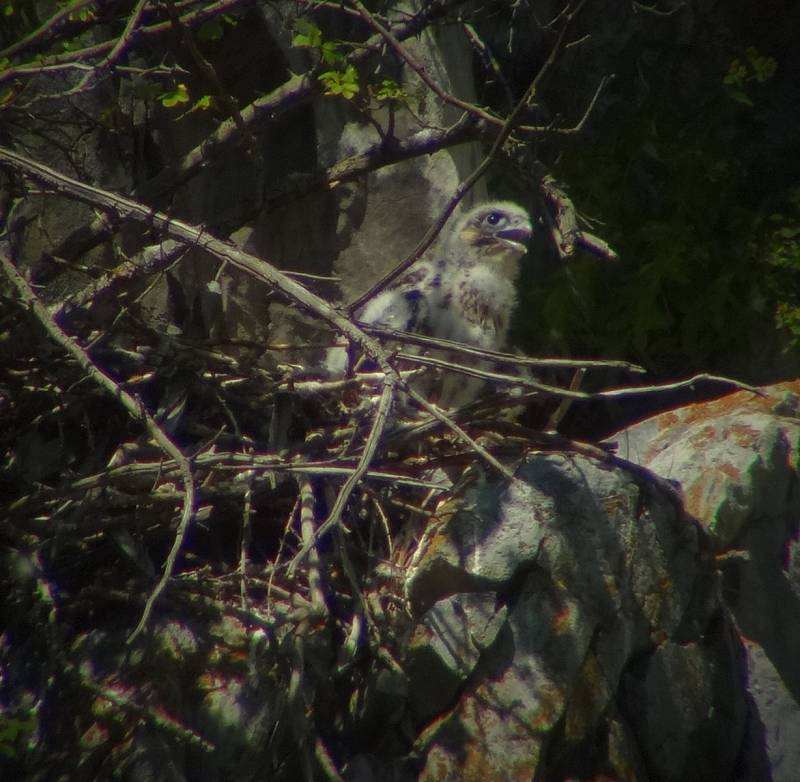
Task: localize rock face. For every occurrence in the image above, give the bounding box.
[403,381,800,782]
[616,381,800,782]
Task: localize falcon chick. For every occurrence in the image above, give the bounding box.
[326,200,532,409]
[432,201,532,408]
[435,201,531,348]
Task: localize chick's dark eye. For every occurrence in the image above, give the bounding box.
[486,212,504,226]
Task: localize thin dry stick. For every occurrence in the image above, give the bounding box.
[1,0,247,78]
[0,0,96,60]
[299,477,328,616]
[348,0,505,128]
[398,351,761,400]
[546,367,586,431]
[0,249,196,643]
[0,146,406,633]
[404,387,515,481]
[287,379,394,577]
[0,146,393,372]
[348,0,593,137]
[163,0,253,144]
[267,494,302,610]
[67,0,150,96]
[137,0,469,199]
[5,453,447,519]
[314,737,346,782]
[50,240,189,321]
[397,351,592,398]
[364,325,646,373]
[86,679,215,752]
[238,476,254,608]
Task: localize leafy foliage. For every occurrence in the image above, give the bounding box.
[515,28,798,381]
[158,82,190,108]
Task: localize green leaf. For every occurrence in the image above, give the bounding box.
[292,19,322,49]
[319,65,359,100]
[727,88,753,107]
[189,94,214,112]
[321,40,343,65]
[374,78,408,103]
[158,83,190,108]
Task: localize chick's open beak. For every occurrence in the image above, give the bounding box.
[496,223,532,254]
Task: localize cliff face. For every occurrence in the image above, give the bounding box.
[401,382,800,782]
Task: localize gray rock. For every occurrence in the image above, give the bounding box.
[405,452,743,781]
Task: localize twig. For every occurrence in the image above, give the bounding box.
[5,454,448,520]
[314,738,346,782]
[546,367,586,431]
[461,21,514,108]
[396,351,761,400]
[540,173,618,261]
[65,0,150,97]
[363,325,646,373]
[348,0,507,128]
[238,474,254,608]
[51,240,189,321]
[396,351,592,398]
[162,0,255,150]
[0,145,393,375]
[0,247,196,643]
[299,477,329,616]
[404,387,516,481]
[348,0,596,138]
[264,113,478,208]
[136,0,469,200]
[0,0,246,68]
[286,379,394,577]
[86,679,215,752]
[0,0,96,60]
[593,373,764,400]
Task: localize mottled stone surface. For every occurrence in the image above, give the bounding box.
[613,381,800,546]
[405,453,744,781]
[614,380,800,782]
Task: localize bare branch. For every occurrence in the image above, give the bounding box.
[299,477,329,617]
[541,173,619,261]
[0,245,196,643]
[0,144,405,625]
[0,145,389,369]
[0,0,247,65]
[64,0,150,98]
[0,0,97,61]
[363,325,646,373]
[286,380,394,577]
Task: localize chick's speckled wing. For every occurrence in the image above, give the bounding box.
[357,260,441,334]
[324,259,442,374]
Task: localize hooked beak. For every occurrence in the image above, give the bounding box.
[496,224,532,255]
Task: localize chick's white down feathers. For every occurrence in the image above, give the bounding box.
[327,201,532,408]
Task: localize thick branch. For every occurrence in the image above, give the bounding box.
[0,144,387,367]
